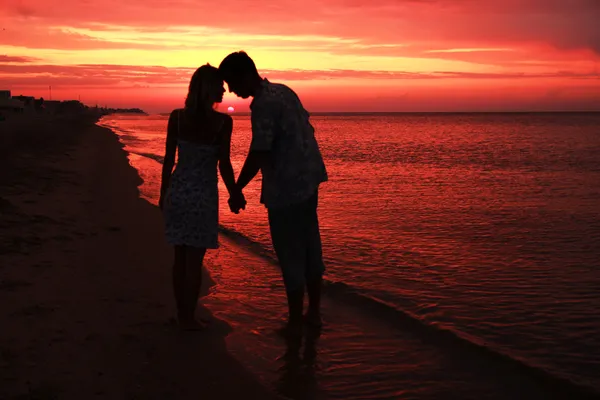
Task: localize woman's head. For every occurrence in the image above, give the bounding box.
[184,64,225,113]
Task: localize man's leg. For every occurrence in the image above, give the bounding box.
[306,278,322,323]
[305,189,325,327]
[285,289,304,327]
[268,204,308,333]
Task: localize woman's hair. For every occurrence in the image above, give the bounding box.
[184,64,222,114]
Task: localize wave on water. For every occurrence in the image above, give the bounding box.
[98,122,165,163]
[219,225,600,399]
[129,151,164,164]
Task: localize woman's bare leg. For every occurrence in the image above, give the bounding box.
[179,246,207,330]
[173,245,187,321]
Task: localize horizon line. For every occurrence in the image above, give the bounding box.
[150,110,600,115]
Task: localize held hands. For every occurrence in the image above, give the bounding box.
[228,189,247,214]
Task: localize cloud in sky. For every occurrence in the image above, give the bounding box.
[0,55,39,63]
[0,0,598,111]
[2,0,599,53]
[2,60,597,88]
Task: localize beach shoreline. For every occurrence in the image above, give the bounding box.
[0,114,279,399]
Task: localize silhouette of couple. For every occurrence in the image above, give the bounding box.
[159,52,328,336]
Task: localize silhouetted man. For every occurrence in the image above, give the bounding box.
[219,51,328,336]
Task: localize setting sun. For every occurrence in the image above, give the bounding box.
[227,106,235,113]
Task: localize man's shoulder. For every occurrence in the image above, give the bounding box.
[261,81,295,101]
[252,84,288,114]
[266,81,291,91]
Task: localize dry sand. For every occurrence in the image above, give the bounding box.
[0,114,279,399]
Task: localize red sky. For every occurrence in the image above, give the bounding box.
[1,0,599,112]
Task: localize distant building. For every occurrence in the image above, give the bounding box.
[43,100,61,114]
[0,94,95,117]
[13,95,35,107]
[0,98,24,113]
[57,100,86,114]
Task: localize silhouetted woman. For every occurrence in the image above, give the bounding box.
[159,64,245,330]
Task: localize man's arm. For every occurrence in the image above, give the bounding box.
[235,99,279,190]
[236,150,269,190]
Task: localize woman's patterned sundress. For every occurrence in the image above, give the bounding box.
[163,111,220,248]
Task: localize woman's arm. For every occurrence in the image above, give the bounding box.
[218,115,238,195]
[159,110,178,209]
[218,115,246,213]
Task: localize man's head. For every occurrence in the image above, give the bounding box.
[218,51,261,99]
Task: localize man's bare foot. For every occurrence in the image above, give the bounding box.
[179,318,208,331]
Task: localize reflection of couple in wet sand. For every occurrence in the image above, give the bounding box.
[159,51,328,339]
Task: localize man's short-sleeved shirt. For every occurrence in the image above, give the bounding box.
[250,79,328,209]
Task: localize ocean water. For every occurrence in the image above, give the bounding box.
[99,112,600,398]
